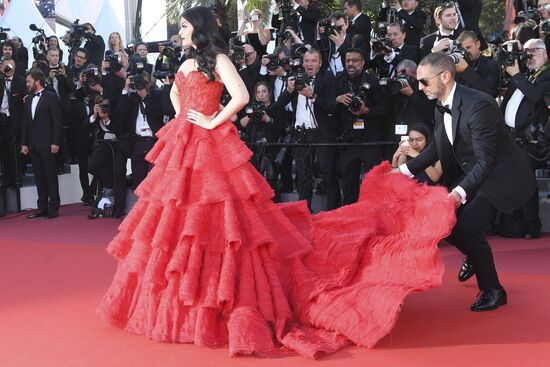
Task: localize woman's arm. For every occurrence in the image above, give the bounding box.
[257,26,272,46]
[169,82,180,116]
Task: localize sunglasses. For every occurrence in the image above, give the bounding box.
[418,71,445,87]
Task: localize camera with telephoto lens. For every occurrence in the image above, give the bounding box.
[448,45,467,64]
[265,53,290,72]
[372,37,393,54]
[129,74,148,90]
[348,82,371,113]
[245,101,266,120]
[99,102,111,114]
[318,17,342,38]
[290,43,308,60]
[0,64,14,82]
[68,19,88,47]
[277,0,300,39]
[379,74,413,95]
[288,59,309,92]
[83,66,101,86]
[486,31,508,45]
[495,41,531,67]
[152,61,176,80]
[228,37,245,63]
[105,52,123,73]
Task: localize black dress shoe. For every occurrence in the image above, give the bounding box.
[471,288,507,312]
[46,211,59,219]
[458,257,475,282]
[524,232,540,240]
[27,210,47,218]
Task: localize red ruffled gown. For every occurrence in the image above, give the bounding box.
[97,70,456,358]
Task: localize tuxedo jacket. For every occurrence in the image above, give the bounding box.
[117,89,166,137]
[378,7,426,47]
[419,30,460,59]
[500,67,550,137]
[370,44,420,77]
[276,70,338,140]
[46,66,74,117]
[406,83,536,213]
[456,56,499,98]
[21,90,63,152]
[315,33,366,72]
[295,5,324,45]
[347,13,372,58]
[0,74,27,137]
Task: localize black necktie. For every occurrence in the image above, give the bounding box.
[436,103,452,115]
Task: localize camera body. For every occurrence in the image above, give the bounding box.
[448,45,467,64]
[266,53,290,72]
[318,17,342,38]
[348,82,371,113]
[105,52,123,73]
[379,75,413,95]
[372,38,393,54]
[83,66,101,86]
[0,64,14,82]
[152,61,176,80]
[246,101,266,120]
[129,74,148,90]
[228,37,246,64]
[496,42,531,67]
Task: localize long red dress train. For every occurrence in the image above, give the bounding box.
[97,70,456,358]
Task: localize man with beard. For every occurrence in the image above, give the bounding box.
[21,69,63,219]
[420,3,461,58]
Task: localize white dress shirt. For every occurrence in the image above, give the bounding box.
[1,77,11,115]
[31,88,45,120]
[504,89,524,128]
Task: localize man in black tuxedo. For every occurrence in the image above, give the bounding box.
[501,38,550,239]
[294,0,324,45]
[420,3,461,59]
[276,48,341,210]
[238,44,262,94]
[378,0,427,46]
[397,52,536,311]
[371,22,420,78]
[344,0,372,60]
[455,31,499,98]
[335,49,391,205]
[21,69,63,219]
[2,40,27,77]
[316,13,365,75]
[0,58,27,189]
[82,23,106,68]
[119,72,166,192]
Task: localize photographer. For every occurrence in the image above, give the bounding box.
[239,44,262,94]
[0,58,26,190]
[11,36,29,68]
[343,0,372,58]
[501,38,550,239]
[156,35,186,70]
[81,23,106,67]
[378,0,427,46]
[101,51,128,108]
[237,8,272,56]
[455,31,499,98]
[420,3,461,59]
[335,48,391,205]
[87,96,126,218]
[315,13,365,76]
[2,40,26,76]
[119,71,166,190]
[277,48,341,210]
[238,81,287,196]
[129,42,153,76]
[370,22,420,78]
[294,0,324,45]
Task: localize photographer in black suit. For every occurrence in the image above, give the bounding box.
[294,0,324,45]
[82,23,106,67]
[335,49,391,205]
[119,71,165,191]
[0,58,26,194]
[21,69,63,219]
[344,0,372,59]
[398,53,536,311]
[454,31,499,98]
[420,3,461,59]
[277,48,341,210]
[501,38,550,239]
[2,40,26,77]
[371,22,420,78]
[378,0,427,46]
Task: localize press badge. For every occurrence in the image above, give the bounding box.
[353,119,365,129]
[395,124,408,135]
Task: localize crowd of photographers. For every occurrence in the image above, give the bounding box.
[0,0,549,237]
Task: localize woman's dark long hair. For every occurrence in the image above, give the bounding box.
[181,6,228,81]
[407,123,432,149]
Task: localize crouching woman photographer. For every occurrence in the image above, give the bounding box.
[392,123,442,185]
[87,96,127,218]
[237,81,287,198]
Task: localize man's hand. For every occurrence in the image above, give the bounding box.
[400,84,414,96]
[505,59,520,77]
[447,190,462,208]
[21,145,29,155]
[58,65,67,77]
[455,56,469,73]
[336,93,353,105]
[329,30,346,48]
[50,144,59,154]
[432,38,451,53]
[298,84,315,98]
[287,77,296,93]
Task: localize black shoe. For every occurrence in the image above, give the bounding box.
[46,211,59,219]
[524,232,540,240]
[27,210,47,218]
[471,288,507,312]
[458,257,475,282]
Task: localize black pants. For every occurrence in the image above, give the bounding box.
[131,137,156,190]
[446,195,502,291]
[293,130,341,211]
[29,149,60,213]
[72,101,94,201]
[340,145,384,205]
[523,151,544,234]
[88,140,127,212]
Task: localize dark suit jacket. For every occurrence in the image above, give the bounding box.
[21,90,63,152]
[0,74,27,138]
[456,56,499,98]
[84,33,106,68]
[406,83,536,213]
[500,67,550,137]
[295,5,324,45]
[46,66,74,119]
[276,70,338,140]
[378,7,426,46]
[370,44,420,77]
[419,30,460,59]
[347,13,372,59]
[118,89,167,137]
[316,33,366,73]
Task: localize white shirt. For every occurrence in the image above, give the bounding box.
[1,77,11,115]
[329,38,345,76]
[351,13,361,25]
[400,82,467,203]
[90,115,116,140]
[31,88,45,120]
[135,99,153,137]
[504,89,524,128]
[295,92,317,129]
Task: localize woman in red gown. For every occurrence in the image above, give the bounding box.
[97,7,456,358]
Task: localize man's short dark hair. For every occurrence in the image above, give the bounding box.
[333,12,348,24]
[345,0,362,11]
[345,48,366,61]
[83,23,96,34]
[26,68,47,87]
[388,22,407,34]
[76,47,89,59]
[457,30,479,43]
[419,52,456,78]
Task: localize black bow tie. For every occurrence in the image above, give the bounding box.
[436,103,452,115]
[394,47,401,53]
[31,92,42,98]
[5,78,12,82]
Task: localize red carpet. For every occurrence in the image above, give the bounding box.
[1,204,549,367]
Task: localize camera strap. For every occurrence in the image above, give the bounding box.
[529,64,548,82]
